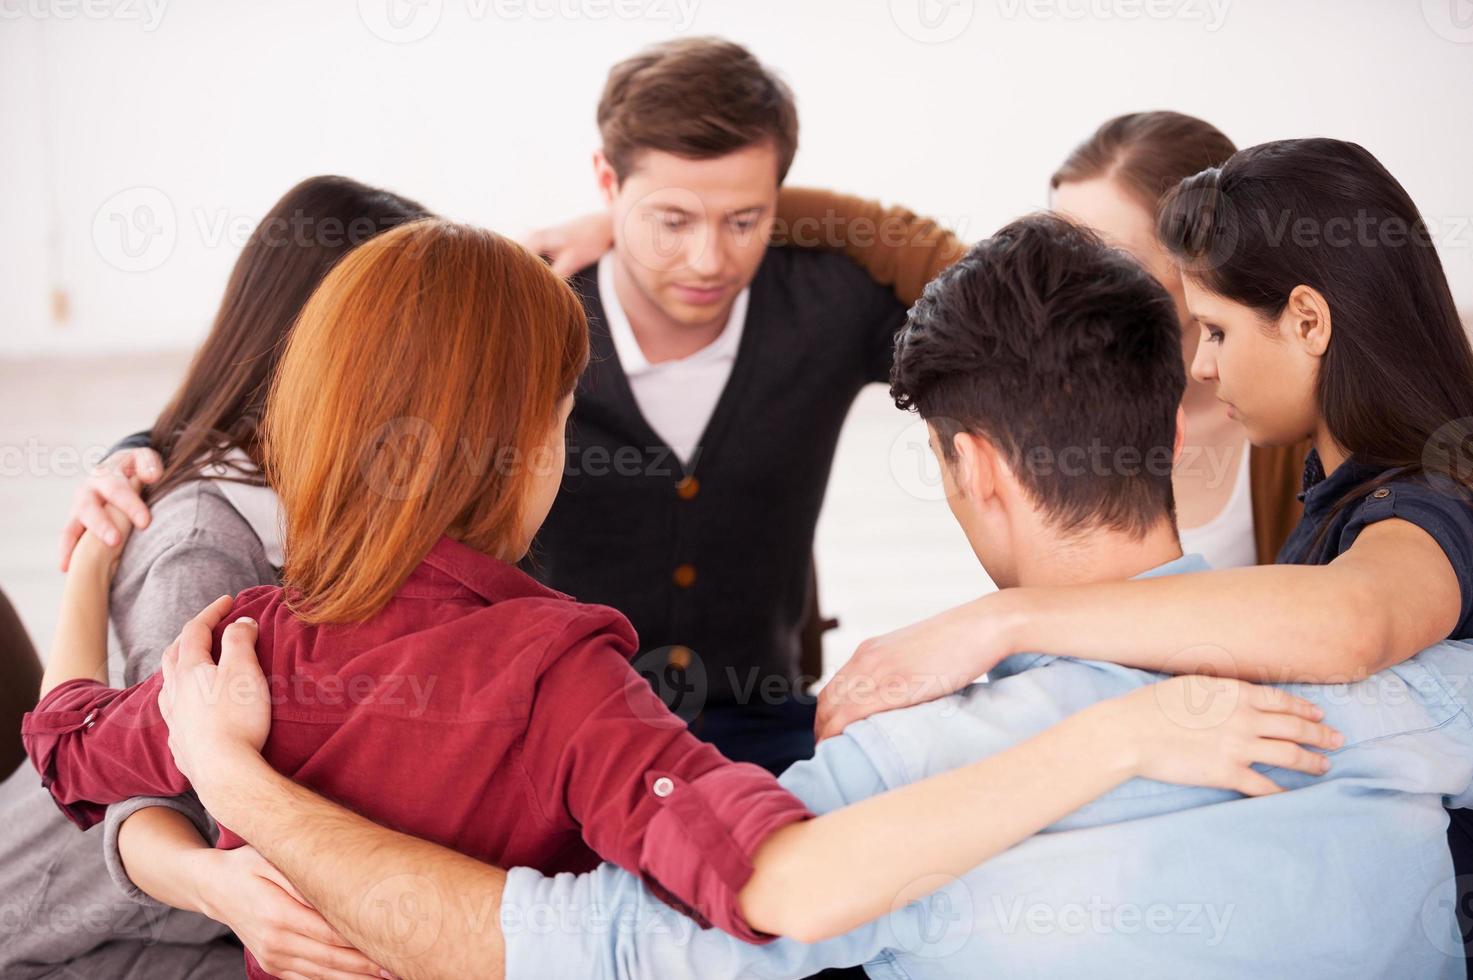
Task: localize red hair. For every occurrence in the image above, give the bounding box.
[264,219,588,623]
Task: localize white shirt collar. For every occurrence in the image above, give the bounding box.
[203,447,285,569]
[596,252,749,377]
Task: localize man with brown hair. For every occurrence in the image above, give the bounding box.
[529,36,916,776]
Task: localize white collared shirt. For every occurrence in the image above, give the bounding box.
[597,253,749,467]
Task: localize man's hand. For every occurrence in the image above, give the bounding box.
[158,595,271,795]
[60,446,162,570]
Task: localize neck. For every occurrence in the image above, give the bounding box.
[609,252,730,364]
[1312,423,1349,475]
[1012,518,1184,589]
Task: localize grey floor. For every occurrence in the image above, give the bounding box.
[0,354,991,681]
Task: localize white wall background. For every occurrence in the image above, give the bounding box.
[2,0,1471,357]
[1,0,1470,666]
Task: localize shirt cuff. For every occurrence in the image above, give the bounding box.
[103,793,218,907]
[20,678,120,830]
[636,762,812,943]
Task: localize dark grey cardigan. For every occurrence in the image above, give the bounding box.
[532,246,905,706]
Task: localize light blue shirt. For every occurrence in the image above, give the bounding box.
[500,555,1473,979]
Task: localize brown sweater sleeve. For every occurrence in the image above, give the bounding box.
[1249,439,1310,564]
[774,187,967,306]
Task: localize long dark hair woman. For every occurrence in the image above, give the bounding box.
[819,137,1473,959]
[3,175,429,980]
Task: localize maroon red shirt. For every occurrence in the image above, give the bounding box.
[24,535,810,978]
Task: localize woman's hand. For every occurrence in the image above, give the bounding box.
[1098,675,1342,796]
[520,211,613,278]
[60,447,161,570]
[817,596,1009,741]
[191,844,389,980]
[66,492,138,582]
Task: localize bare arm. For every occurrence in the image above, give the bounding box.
[115,803,388,979]
[818,519,1459,739]
[739,673,1335,942]
[115,805,214,910]
[998,520,1458,680]
[190,747,507,980]
[739,696,1131,942]
[42,516,129,696]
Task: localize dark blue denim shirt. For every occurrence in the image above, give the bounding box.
[1277,448,1473,639]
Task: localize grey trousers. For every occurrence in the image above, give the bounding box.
[0,764,244,980]
[11,937,246,980]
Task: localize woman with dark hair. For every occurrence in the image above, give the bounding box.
[820,137,1473,959]
[0,175,430,980]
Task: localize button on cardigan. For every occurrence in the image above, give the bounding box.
[534,246,908,706]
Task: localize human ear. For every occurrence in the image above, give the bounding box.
[953,431,999,506]
[1284,284,1333,358]
[593,151,619,207]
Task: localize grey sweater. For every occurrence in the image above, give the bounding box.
[0,479,277,979]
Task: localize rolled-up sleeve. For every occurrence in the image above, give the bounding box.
[21,674,184,831]
[634,762,812,941]
[502,729,901,980]
[523,615,813,943]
